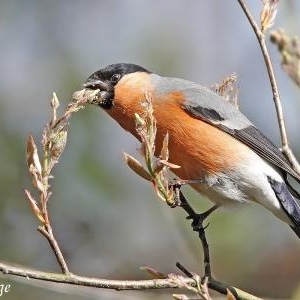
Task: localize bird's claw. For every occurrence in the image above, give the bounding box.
[186,205,219,232]
[187,214,210,231]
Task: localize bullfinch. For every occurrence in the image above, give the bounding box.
[82,63,300,238]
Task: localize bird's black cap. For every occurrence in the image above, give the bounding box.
[86,63,150,84]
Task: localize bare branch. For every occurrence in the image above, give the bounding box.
[0,261,194,290]
[38,225,69,275]
[237,0,300,174]
[0,260,262,299]
[24,92,90,274]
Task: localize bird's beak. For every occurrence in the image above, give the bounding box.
[82,79,111,106]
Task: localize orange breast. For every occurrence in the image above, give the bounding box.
[152,92,251,179]
[108,72,153,137]
[109,77,251,180]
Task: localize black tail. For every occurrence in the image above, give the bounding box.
[290,226,300,239]
[268,176,300,239]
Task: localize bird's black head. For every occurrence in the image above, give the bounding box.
[83,63,150,109]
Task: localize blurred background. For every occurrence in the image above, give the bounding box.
[0,1,300,299]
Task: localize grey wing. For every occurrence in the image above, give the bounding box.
[181,84,300,183]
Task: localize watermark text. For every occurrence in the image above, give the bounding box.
[0,284,10,297]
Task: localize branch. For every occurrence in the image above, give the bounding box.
[38,225,69,274]
[237,0,300,174]
[0,261,194,290]
[24,90,98,274]
[0,260,262,299]
[176,201,215,279]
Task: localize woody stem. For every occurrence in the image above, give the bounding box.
[173,186,213,279]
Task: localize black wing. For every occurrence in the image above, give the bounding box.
[183,103,300,183]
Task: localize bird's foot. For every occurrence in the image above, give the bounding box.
[169,179,218,232]
[187,205,219,232]
[169,178,205,207]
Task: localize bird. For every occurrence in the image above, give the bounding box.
[82,62,300,238]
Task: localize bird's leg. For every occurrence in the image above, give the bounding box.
[169,179,205,207]
[170,180,219,231]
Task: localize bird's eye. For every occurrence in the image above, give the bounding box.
[111,73,121,83]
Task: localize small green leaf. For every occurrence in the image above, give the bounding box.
[123,152,152,181]
[160,132,169,161]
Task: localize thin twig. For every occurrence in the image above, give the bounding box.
[0,261,262,299]
[177,191,212,278]
[0,261,194,290]
[38,225,69,274]
[25,93,92,276]
[237,0,300,174]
